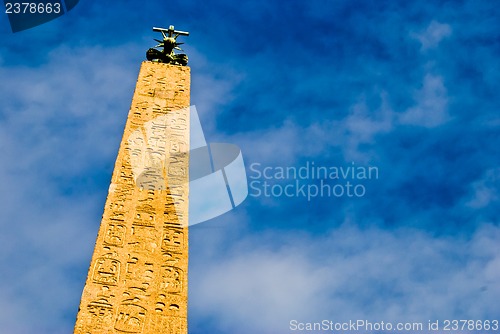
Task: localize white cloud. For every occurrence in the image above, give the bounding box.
[190,223,500,334]
[399,73,450,127]
[342,92,394,160]
[229,119,310,165]
[189,48,245,138]
[222,90,395,165]
[0,44,141,333]
[465,168,499,209]
[345,94,393,143]
[412,21,452,51]
[0,44,141,178]
[220,68,451,167]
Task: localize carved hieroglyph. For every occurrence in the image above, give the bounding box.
[74,62,190,334]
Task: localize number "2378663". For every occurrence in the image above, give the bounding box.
[5,2,61,14]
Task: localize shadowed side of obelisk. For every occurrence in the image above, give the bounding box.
[74,61,190,334]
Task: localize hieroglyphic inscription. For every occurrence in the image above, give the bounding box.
[159,266,184,294]
[92,253,120,286]
[87,297,114,328]
[161,227,186,252]
[74,62,190,334]
[104,223,126,247]
[115,301,147,333]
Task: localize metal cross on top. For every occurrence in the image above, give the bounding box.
[146,24,190,66]
[153,25,189,38]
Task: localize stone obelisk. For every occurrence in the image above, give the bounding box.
[74,59,190,333]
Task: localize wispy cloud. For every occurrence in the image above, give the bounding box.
[411,21,452,51]
[399,73,450,127]
[0,44,142,333]
[190,222,500,334]
[466,168,500,209]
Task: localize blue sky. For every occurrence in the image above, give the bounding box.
[0,1,499,333]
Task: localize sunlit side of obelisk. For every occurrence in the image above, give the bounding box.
[74,25,191,334]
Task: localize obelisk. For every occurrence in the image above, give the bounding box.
[74,43,190,332]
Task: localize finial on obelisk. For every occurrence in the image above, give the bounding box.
[146,24,189,65]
